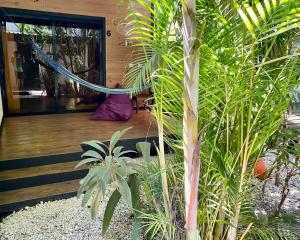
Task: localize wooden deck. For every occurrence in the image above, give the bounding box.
[0,111,157,160]
[0,111,158,213]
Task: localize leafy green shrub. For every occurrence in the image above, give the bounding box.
[76,127,150,237]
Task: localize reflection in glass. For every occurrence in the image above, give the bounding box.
[55,25,102,111]
[3,22,55,113]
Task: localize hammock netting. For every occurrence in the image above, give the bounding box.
[32,42,151,95]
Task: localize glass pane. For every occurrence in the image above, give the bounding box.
[2,21,56,114]
[55,23,103,111]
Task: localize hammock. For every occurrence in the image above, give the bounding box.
[0,6,148,95]
[32,42,151,94]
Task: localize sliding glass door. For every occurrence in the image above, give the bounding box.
[0,9,105,115]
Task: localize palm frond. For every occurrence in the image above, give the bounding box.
[234,0,300,41]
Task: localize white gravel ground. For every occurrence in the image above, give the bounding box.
[259,152,300,214]
[0,197,134,240]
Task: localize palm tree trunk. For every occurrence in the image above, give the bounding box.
[181,0,200,239]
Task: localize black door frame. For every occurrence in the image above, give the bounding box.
[0,8,106,116]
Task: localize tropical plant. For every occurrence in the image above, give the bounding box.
[179,0,203,239]
[137,154,185,239]
[123,0,300,239]
[76,127,145,238]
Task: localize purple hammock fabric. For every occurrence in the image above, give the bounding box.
[90,93,133,121]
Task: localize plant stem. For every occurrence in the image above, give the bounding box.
[181,0,200,238]
[228,32,256,240]
[157,121,171,221]
[275,169,294,217]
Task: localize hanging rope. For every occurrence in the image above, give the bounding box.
[32,42,151,94]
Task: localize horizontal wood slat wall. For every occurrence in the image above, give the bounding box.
[0,0,146,87]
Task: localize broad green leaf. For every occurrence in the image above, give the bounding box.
[91,188,102,219]
[119,156,136,162]
[79,178,98,198]
[116,167,126,178]
[99,171,109,198]
[130,217,141,240]
[128,174,141,211]
[116,164,138,177]
[105,156,113,169]
[116,174,132,206]
[109,127,132,153]
[82,140,107,154]
[81,187,95,207]
[77,183,86,198]
[79,167,99,185]
[102,189,121,235]
[113,146,124,157]
[78,166,104,196]
[76,158,100,168]
[118,150,137,157]
[81,150,103,160]
[116,157,127,173]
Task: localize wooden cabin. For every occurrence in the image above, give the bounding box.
[0,0,157,214]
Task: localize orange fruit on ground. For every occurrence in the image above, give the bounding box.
[254,158,270,180]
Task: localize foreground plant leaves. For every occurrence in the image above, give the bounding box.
[116,174,132,206]
[77,128,149,239]
[102,189,122,235]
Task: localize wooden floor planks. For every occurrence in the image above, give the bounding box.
[0,111,158,212]
[0,111,157,160]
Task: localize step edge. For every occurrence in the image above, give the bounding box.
[0,169,88,192]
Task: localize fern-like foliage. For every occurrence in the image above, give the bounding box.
[122,0,300,239]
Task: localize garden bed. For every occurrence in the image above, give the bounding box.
[1,153,299,240]
[0,197,134,240]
